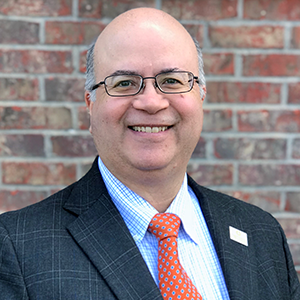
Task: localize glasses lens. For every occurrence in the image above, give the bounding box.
[156,72,193,93]
[105,75,142,96]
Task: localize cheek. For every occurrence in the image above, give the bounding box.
[180,98,204,140]
[89,102,105,135]
[178,94,203,123]
[89,99,128,134]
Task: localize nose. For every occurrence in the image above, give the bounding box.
[132,78,169,114]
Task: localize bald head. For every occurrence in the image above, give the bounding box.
[97,8,194,49]
[85,8,205,101]
[101,8,182,33]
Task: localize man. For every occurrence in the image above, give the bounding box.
[0,7,299,300]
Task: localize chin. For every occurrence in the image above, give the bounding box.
[131,158,170,172]
[131,154,185,174]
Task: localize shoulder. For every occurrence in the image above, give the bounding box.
[188,175,280,229]
[0,157,103,226]
[0,182,76,234]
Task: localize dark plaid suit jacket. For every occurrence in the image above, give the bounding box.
[0,157,299,299]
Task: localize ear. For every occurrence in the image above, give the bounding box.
[85,91,93,115]
[85,91,93,133]
[201,85,207,101]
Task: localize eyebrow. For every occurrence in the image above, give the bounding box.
[110,70,139,76]
[109,67,180,77]
[160,67,180,74]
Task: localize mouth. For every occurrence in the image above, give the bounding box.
[129,126,172,133]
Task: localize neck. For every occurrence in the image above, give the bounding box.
[124,174,184,212]
[104,162,186,213]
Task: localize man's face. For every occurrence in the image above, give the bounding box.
[86,14,205,182]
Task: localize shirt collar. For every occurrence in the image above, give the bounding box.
[166,177,200,246]
[98,156,200,245]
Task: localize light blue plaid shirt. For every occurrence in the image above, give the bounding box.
[98,157,230,300]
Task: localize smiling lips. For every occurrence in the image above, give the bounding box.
[131,126,170,133]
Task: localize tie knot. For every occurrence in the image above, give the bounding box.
[148,213,181,240]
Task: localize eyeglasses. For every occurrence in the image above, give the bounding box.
[91,71,199,97]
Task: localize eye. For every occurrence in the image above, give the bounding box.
[109,75,141,91]
[160,76,184,87]
[163,78,181,85]
[114,80,134,88]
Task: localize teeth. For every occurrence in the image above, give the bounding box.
[132,126,168,133]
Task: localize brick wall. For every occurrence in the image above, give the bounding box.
[0,0,299,276]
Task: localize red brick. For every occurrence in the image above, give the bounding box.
[0,190,47,213]
[51,136,97,157]
[244,0,300,20]
[191,137,206,159]
[0,135,44,157]
[0,78,39,101]
[203,110,232,132]
[50,188,62,195]
[209,26,284,48]
[45,77,85,102]
[221,191,281,213]
[0,50,73,74]
[162,0,237,20]
[78,0,102,18]
[291,27,300,49]
[183,25,204,47]
[45,21,105,45]
[187,163,233,186]
[79,0,155,18]
[0,107,72,130]
[78,106,90,130]
[0,20,39,44]
[79,160,94,177]
[288,243,300,265]
[276,217,300,239]
[243,54,300,76]
[206,82,281,104]
[285,192,300,213]
[214,138,286,159]
[203,53,234,75]
[288,83,300,104]
[79,49,87,73]
[2,162,76,185]
[239,164,300,186]
[0,0,72,16]
[238,110,300,132]
[292,139,300,159]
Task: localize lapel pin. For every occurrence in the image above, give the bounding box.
[229,226,248,246]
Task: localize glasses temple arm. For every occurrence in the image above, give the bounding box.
[91,81,105,91]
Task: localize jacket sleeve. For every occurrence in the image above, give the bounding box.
[280,226,300,299]
[0,222,29,300]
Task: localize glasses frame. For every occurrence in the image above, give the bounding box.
[91,71,199,97]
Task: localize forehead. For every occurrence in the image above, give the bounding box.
[93,14,198,78]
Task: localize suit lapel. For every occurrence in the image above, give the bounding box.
[62,158,255,299]
[64,158,162,300]
[188,176,256,300]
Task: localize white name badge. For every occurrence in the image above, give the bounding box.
[229,226,248,246]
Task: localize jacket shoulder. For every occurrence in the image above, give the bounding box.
[0,157,102,229]
[188,176,277,225]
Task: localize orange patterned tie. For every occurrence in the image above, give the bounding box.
[148,213,202,300]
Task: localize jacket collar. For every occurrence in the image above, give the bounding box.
[63,157,163,300]
[188,176,256,299]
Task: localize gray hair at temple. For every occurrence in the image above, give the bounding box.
[85,37,206,102]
